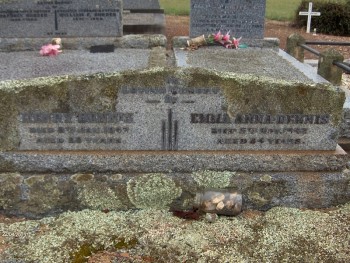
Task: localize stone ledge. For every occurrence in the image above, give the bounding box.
[0,35,167,52]
[172,36,280,50]
[0,146,347,173]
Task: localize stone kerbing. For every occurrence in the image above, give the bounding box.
[127,173,182,209]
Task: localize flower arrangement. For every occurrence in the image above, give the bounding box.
[186,31,246,50]
[208,30,242,49]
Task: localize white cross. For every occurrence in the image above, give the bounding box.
[299,2,321,33]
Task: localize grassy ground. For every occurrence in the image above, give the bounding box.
[160,0,347,21]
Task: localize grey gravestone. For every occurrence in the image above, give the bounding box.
[190,0,266,38]
[124,0,160,10]
[123,0,165,34]
[0,0,122,38]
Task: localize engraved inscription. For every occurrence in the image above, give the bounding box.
[190,113,331,147]
[0,0,122,37]
[18,85,337,151]
[190,0,266,38]
[19,112,133,150]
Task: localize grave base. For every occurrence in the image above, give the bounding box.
[0,35,166,52]
[0,147,349,218]
[123,12,166,35]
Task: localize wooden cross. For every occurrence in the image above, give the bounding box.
[299,2,321,33]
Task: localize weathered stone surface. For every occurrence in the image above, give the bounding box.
[0,0,123,38]
[0,170,349,218]
[123,12,165,34]
[0,49,152,81]
[318,48,344,85]
[190,0,266,38]
[0,34,167,52]
[174,48,327,83]
[0,68,345,151]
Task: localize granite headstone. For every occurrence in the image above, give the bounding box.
[0,0,123,38]
[0,68,343,151]
[123,0,165,34]
[190,0,266,38]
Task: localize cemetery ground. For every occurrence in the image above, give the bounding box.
[1,14,350,263]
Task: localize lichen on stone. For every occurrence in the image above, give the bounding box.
[127,173,182,209]
[77,181,125,211]
[71,173,95,183]
[0,203,349,262]
[192,170,235,189]
[247,191,269,207]
[24,175,62,211]
[0,173,22,209]
[260,174,272,183]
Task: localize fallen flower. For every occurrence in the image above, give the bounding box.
[40,44,61,56]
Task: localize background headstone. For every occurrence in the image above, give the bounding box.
[123,0,165,34]
[0,0,123,38]
[190,0,266,38]
[123,0,161,11]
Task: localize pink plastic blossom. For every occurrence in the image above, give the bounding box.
[213,30,223,41]
[222,31,231,42]
[40,44,61,56]
[233,37,242,49]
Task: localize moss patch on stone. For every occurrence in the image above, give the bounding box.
[127,173,182,209]
[192,170,235,189]
[24,175,63,213]
[0,173,22,209]
[76,181,125,211]
[0,203,349,262]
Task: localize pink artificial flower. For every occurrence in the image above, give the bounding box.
[213,30,223,41]
[222,31,231,42]
[40,44,61,56]
[233,37,242,49]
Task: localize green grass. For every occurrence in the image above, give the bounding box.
[266,0,301,21]
[159,0,190,16]
[160,0,347,21]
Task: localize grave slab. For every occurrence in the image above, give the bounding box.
[174,48,326,83]
[0,49,152,81]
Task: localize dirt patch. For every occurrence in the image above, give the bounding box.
[165,15,350,59]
